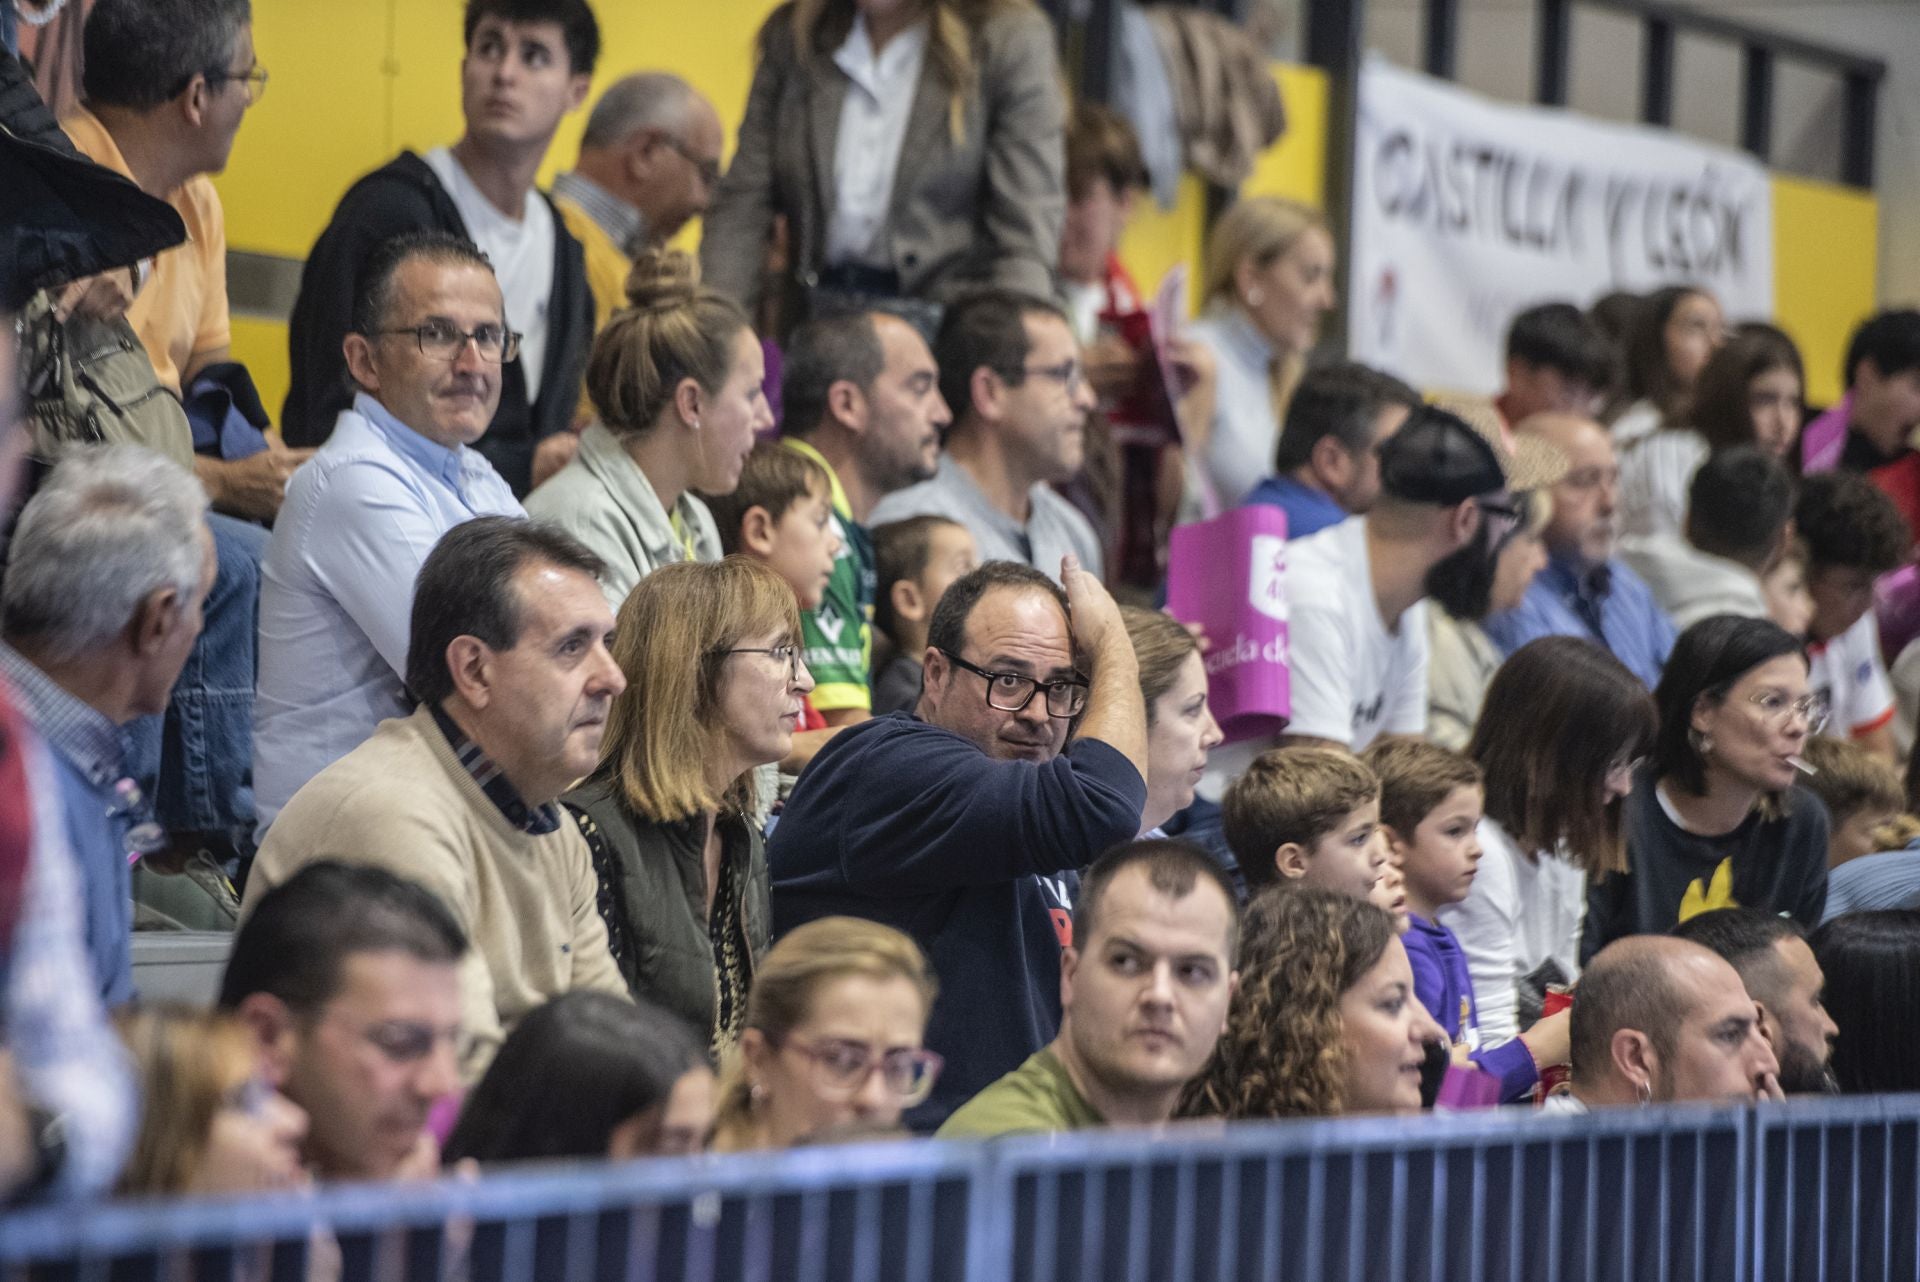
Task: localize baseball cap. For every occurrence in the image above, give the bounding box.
[1428,394,1571,493]
[1379,404,1509,505]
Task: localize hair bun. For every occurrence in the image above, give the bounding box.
[622,248,701,313]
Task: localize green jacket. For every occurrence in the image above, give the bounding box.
[564,774,771,1052]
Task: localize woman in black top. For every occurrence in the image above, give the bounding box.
[1586,615,1830,957]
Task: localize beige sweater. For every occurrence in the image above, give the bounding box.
[245,705,627,1081]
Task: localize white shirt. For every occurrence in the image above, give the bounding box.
[826,15,928,269]
[1617,426,1708,541]
[1436,819,1587,1049]
[425,147,556,400]
[1198,517,1426,799]
[1185,303,1279,509]
[1616,530,1770,632]
[1808,610,1896,738]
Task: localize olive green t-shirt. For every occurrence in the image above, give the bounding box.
[935,1047,1105,1139]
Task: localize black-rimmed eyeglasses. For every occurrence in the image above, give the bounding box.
[938,650,1088,718]
[376,321,522,364]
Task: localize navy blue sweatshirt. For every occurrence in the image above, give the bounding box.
[767,713,1146,1130]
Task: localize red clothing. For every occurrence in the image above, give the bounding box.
[1868,453,1920,551]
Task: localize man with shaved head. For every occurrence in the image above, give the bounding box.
[1542,936,1783,1114]
[1484,413,1676,689]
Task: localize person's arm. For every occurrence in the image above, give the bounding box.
[976,7,1068,299]
[698,27,786,312]
[193,448,316,523]
[4,752,137,1200]
[1794,802,1831,926]
[1062,553,1145,778]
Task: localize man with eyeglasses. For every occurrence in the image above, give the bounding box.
[222,862,470,1183]
[553,73,724,335]
[252,233,527,839]
[768,558,1148,1130]
[1483,412,1677,691]
[871,291,1105,584]
[284,0,600,497]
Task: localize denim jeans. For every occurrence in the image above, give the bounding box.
[125,512,267,844]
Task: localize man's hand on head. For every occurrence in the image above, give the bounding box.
[1061,553,1124,658]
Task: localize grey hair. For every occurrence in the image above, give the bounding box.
[3,446,210,659]
[580,72,696,149]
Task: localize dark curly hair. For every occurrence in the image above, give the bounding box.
[1795,471,1908,576]
[1178,887,1395,1120]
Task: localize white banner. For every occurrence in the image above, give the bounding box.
[1349,57,1775,395]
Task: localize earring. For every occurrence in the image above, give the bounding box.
[1244,289,1265,308]
[1635,1078,1652,1107]
[1688,726,1714,759]
[689,417,702,431]
[749,1081,765,1104]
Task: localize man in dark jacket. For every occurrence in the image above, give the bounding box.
[767,557,1147,1129]
[281,0,598,496]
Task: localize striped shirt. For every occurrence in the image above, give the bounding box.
[1824,843,1920,919]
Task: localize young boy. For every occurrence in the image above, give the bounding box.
[706,441,843,612]
[1799,736,1906,868]
[1365,739,1562,1102]
[1222,747,1386,899]
[1796,471,1909,762]
[869,515,978,716]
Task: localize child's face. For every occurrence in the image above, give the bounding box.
[768,484,843,611]
[1762,558,1813,639]
[1367,834,1410,934]
[913,525,979,627]
[1300,798,1386,902]
[1832,805,1897,867]
[1398,784,1485,915]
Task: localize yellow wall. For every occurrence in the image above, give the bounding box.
[216,15,1874,416]
[1771,175,1880,407]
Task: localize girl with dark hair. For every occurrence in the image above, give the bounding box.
[1809,909,1920,1094]
[444,992,714,1165]
[1586,615,1831,956]
[1619,325,1805,541]
[1606,284,1724,438]
[1181,888,1442,1119]
[1437,637,1656,1048]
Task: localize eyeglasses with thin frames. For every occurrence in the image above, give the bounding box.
[938,649,1089,718]
[1747,690,1829,737]
[376,321,522,364]
[173,62,269,104]
[1013,358,1087,391]
[719,644,807,683]
[778,1036,944,1106]
[659,133,723,189]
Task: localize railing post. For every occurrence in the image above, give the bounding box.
[1536,0,1571,106]
[1740,43,1773,163]
[1842,69,1878,188]
[1424,0,1459,80]
[1304,0,1367,359]
[1640,16,1674,126]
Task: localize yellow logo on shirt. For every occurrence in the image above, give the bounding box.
[1678,858,1739,922]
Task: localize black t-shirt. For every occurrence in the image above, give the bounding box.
[1583,765,1829,961]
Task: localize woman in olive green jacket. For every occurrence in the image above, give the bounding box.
[565,558,815,1056]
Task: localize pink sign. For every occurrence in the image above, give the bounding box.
[1166,504,1291,744]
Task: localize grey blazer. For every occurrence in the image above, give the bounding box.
[700,2,1066,322]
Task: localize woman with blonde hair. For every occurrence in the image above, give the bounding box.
[1182,888,1442,1119]
[1120,605,1223,836]
[711,916,942,1151]
[526,249,774,609]
[115,1005,309,1197]
[698,0,1067,335]
[565,557,814,1056]
[1184,196,1336,510]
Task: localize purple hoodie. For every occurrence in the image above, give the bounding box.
[1404,913,1538,1103]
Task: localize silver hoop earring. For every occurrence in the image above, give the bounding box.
[1244,289,1264,308]
[1636,1078,1652,1107]
[1688,727,1713,759]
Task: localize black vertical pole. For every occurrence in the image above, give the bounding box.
[1536,0,1571,106]
[1304,0,1366,359]
[1641,17,1674,126]
[1841,70,1879,188]
[1425,0,1458,80]
[1739,44,1773,163]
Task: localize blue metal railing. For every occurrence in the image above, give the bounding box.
[5,1095,1920,1281]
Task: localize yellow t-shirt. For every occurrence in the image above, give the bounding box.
[62,108,230,394]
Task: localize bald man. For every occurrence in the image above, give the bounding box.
[552,73,724,329]
[1542,936,1783,1115]
[1482,413,1676,688]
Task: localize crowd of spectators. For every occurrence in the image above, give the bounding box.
[4,0,1920,1236]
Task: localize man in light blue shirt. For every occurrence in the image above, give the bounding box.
[1484,413,1675,689]
[254,232,525,837]
[1241,362,1420,540]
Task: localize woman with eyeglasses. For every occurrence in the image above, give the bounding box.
[1437,636,1656,1052]
[115,1005,309,1197]
[710,916,941,1151]
[1585,615,1832,955]
[526,248,774,610]
[564,557,814,1057]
